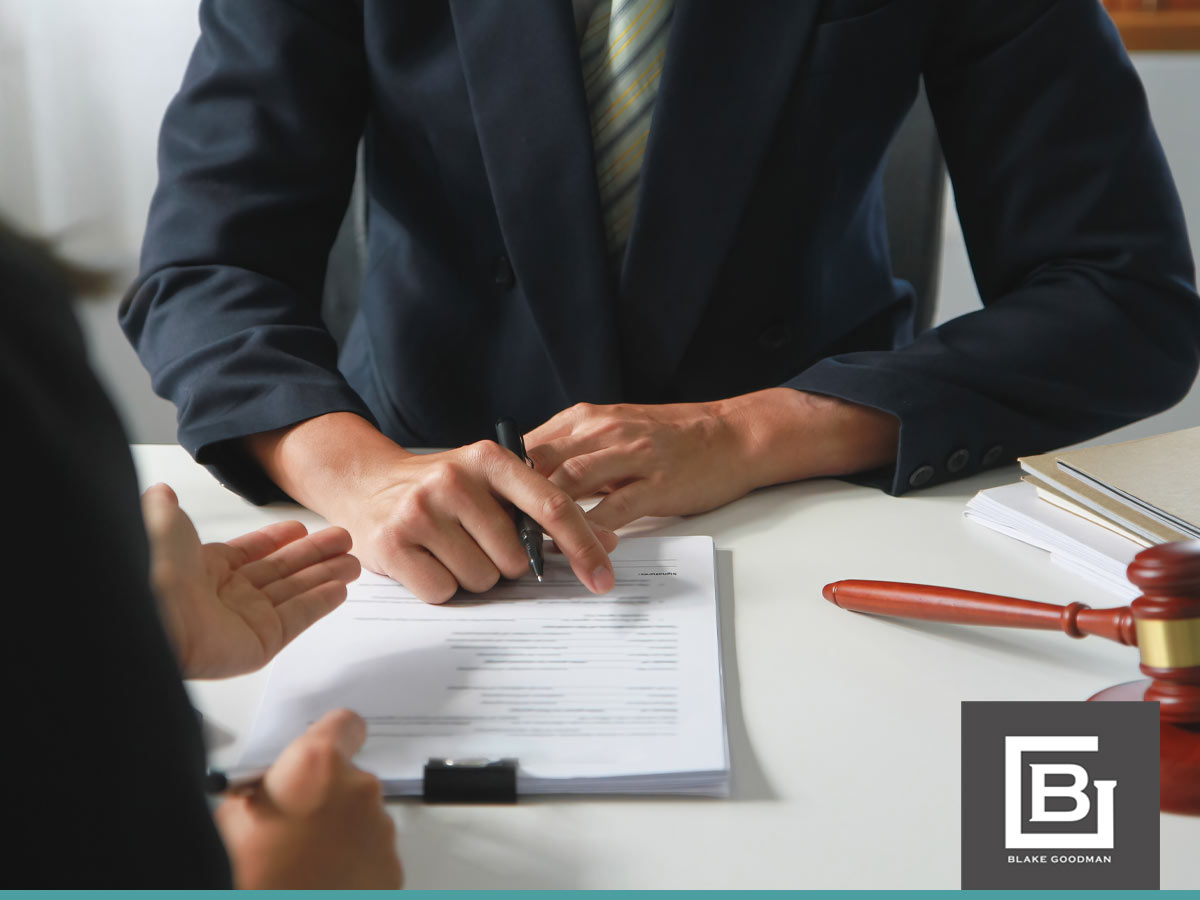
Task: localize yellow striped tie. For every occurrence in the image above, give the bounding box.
[580,0,675,262]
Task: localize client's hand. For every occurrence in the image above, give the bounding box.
[141,483,361,679]
[215,709,403,889]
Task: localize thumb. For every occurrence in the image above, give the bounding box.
[140,482,180,535]
[303,707,368,759]
[262,709,367,814]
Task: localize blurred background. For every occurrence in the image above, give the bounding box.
[1,0,1197,447]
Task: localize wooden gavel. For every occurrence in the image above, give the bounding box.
[823,540,1200,815]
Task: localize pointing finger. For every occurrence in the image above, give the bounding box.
[479,445,614,593]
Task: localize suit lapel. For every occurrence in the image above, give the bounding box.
[618,2,821,396]
[448,0,623,404]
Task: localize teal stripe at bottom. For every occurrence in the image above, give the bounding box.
[0,890,1180,899]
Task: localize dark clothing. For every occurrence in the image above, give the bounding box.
[123,0,1200,501]
[2,233,232,887]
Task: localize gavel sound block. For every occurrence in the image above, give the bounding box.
[823,540,1200,815]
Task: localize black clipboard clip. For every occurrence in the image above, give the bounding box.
[422,757,518,804]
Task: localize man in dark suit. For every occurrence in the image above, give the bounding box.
[123,0,1200,603]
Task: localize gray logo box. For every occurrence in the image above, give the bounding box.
[961,700,1159,889]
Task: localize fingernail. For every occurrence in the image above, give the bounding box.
[592,565,614,593]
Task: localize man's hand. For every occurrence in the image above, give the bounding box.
[525,399,758,531]
[141,483,360,679]
[246,413,618,605]
[525,389,900,530]
[214,709,403,890]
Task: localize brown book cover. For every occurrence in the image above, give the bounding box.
[1054,426,1200,540]
[1018,447,1191,545]
[1021,474,1152,547]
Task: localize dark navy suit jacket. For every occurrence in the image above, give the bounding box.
[122,0,1200,501]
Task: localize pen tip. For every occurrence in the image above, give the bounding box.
[537,574,544,583]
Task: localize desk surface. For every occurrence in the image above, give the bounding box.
[132,444,1198,890]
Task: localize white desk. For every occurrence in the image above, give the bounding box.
[132,444,1199,890]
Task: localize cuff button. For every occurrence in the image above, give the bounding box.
[946,448,970,473]
[908,464,935,488]
[981,444,1004,468]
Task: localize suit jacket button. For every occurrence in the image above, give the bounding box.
[757,321,790,350]
[946,448,970,473]
[908,464,934,488]
[981,444,1004,468]
[492,256,516,290]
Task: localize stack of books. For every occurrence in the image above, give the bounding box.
[964,426,1200,599]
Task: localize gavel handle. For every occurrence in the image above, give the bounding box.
[822,580,1137,646]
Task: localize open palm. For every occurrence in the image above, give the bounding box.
[141,483,361,679]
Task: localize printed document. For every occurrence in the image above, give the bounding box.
[239,536,728,795]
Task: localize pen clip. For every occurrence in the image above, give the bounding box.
[495,417,533,468]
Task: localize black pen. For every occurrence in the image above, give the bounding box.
[494,418,545,582]
[205,766,267,795]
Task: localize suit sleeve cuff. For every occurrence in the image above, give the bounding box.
[181,384,377,505]
[783,356,1011,495]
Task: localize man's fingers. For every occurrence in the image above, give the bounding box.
[523,403,592,448]
[385,546,460,605]
[592,522,620,553]
[585,482,653,532]
[422,523,503,594]
[455,493,536,581]
[544,446,638,499]
[549,521,618,555]
[481,449,614,594]
[526,431,610,479]
[239,526,353,588]
[263,708,367,815]
[524,442,564,478]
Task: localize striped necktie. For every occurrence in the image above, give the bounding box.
[580,0,675,264]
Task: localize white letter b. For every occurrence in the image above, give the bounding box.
[1029,763,1090,822]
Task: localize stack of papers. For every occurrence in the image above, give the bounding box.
[965,426,1200,600]
[238,536,730,797]
[965,481,1141,600]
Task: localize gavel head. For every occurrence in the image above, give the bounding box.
[1126,540,1200,725]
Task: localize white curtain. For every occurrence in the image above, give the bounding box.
[0,0,200,441]
[0,0,199,263]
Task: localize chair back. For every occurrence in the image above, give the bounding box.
[882,79,946,335]
[321,147,368,348]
